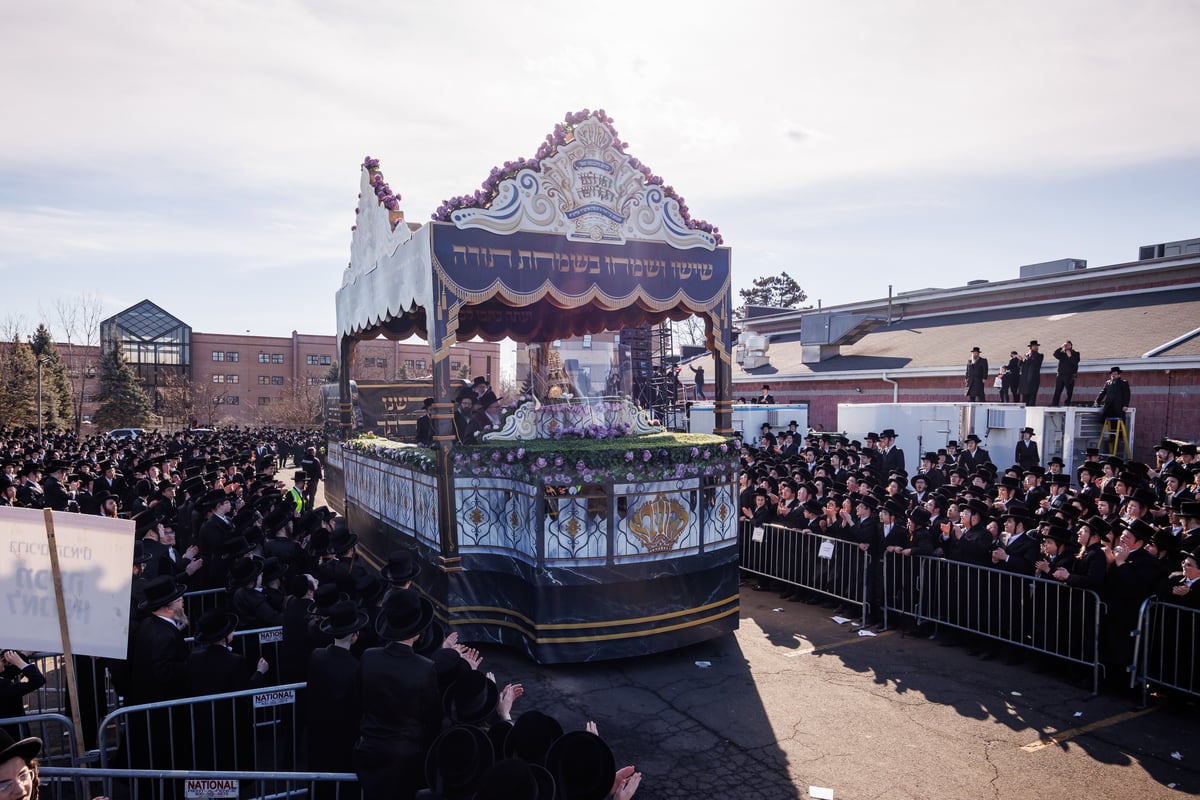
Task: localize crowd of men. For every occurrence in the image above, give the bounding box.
[739,419,1200,693]
[0,424,640,800]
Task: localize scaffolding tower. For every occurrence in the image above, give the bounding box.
[620,322,684,430]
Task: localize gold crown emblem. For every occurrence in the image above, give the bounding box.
[629,494,688,553]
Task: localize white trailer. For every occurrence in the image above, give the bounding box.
[688,402,809,443]
[836,402,1027,477]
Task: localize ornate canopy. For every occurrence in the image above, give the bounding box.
[336,111,732,359]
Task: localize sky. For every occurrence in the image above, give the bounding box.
[2,0,1198,340]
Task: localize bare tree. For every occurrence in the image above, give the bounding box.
[671,317,708,350]
[268,378,322,428]
[54,293,105,434]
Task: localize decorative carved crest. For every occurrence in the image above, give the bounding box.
[450,116,717,251]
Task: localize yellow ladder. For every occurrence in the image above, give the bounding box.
[1099,418,1131,459]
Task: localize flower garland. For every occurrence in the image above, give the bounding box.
[432,109,722,245]
[344,434,436,474]
[351,156,403,232]
[452,434,740,486]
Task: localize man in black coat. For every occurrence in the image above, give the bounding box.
[354,589,444,800]
[1014,428,1040,471]
[1051,340,1080,405]
[414,398,435,447]
[1095,366,1132,451]
[307,601,369,798]
[957,434,992,474]
[41,460,72,511]
[1102,519,1163,689]
[1018,340,1045,406]
[186,610,269,772]
[1002,351,1021,402]
[127,576,192,793]
[879,429,905,476]
[964,347,988,402]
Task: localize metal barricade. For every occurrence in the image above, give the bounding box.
[184,587,230,620]
[99,682,306,777]
[0,713,79,766]
[739,521,871,620]
[19,652,120,753]
[882,553,1105,693]
[1134,597,1200,705]
[38,765,358,800]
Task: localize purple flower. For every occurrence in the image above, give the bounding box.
[642,450,652,462]
[535,457,547,469]
[625,452,634,462]
[690,447,699,458]
[516,448,526,459]
[491,452,501,462]
[576,460,586,471]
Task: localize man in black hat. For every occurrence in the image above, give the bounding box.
[1017,340,1044,405]
[287,471,310,515]
[1095,367,1131,450]
[1002,350,1021,402]
[300,446,323,507]
[1051,340,1080,406]
[415,398,435,448]
[307,600,370,791]
[41,460,71,511]
[127,575,192,790]
[453,391,479,445]
[877,429,904,476]
[957,434,991,474]
[754,384,774,404]
[964,347,988,402]
[187,610,268,772]
[355,588,442,800]
[1014,428,1039,472]
[14,464,43,511]
[1102,518,1162,689]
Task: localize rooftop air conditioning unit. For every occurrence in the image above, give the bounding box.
[735,332,770,369]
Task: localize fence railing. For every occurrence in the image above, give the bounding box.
[99,682,305,775]
[37,765,357,800]
[183,586,230,620]
[739,521,871,620]
[880,553,1105,694]
[1133,597,1200,705]
[0,713,79,766]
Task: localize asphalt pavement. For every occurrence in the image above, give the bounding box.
[472,585,1200,800]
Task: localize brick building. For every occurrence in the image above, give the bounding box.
[76,299,500,427]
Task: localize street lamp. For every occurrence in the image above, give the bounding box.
[36,356,52,441]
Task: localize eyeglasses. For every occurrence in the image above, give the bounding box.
[0,767,33,793]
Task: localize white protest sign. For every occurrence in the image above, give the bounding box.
[1,507,135,658]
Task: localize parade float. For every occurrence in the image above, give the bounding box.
[329,110,738,662]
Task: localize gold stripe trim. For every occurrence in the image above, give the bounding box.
[450,593,740,631]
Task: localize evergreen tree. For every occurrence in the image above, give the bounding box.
[30,324,74,431]
[736,272,808,317]
[92,334,153,430]
[0,336,36,427]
